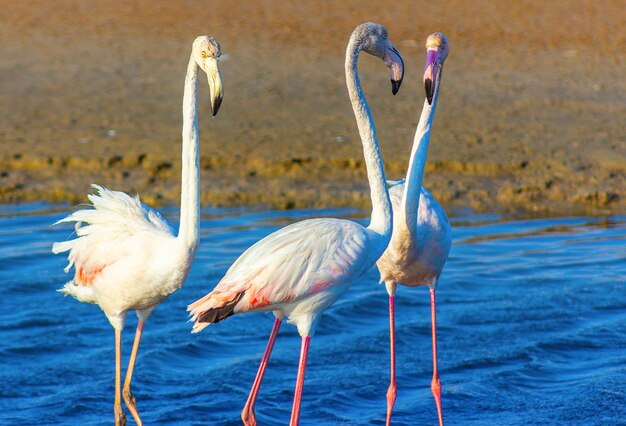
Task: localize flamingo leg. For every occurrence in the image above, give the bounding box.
[114,329,127,426]
[430,288,444,426]
[241,317,282,426]
[386,295,397,426]
[122,320,145,426]
[289,336,311,426]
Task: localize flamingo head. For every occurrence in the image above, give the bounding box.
[423,32,449,105]
[192,35,224,116]
[353,22,405,95]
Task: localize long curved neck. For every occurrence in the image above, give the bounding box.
[177,54,200,251]
[345,39,392,240]
[400,75,442,235]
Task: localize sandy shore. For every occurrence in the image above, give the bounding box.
[1,0,624,216]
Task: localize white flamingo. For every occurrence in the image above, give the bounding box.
[52,36,224,426]
[188,22,404,426]
[376,33,451,426]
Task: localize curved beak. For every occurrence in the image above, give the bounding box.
[383,44,404,95]
[423,48,439,105]
[204,57,224,116]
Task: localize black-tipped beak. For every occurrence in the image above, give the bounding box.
[212,95,223,117]
[425,78,434,105]
[383,44,404,96]
[423,48,438,105]
[205,56,224,117]
[391,79,402,95]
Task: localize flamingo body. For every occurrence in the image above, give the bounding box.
[189,23,405,426]
[376,32,450,426]
[53,35,224,426]
[378,184,451,289]
[54,185,190,328]
[189,218,385,336]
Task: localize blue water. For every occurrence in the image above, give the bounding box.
[0,203,624,425]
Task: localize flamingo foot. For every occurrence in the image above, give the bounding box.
[114,403,127,426]
[241,405,257,426]
[431,375,443,426]
[122,387,142,426]
[385,379,397,426]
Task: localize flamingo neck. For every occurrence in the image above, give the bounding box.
[345,39,392,242]
[177,54,200,252]
[400,75,442,235]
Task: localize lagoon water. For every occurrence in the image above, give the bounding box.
[0,203,624,425]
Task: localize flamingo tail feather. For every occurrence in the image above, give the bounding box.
[188,291,246,333]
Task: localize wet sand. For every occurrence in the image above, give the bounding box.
[1,0,624,215]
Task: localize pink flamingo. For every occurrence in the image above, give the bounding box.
[188,22,404,426]
[53,36,224,426]
[376,33,451,426]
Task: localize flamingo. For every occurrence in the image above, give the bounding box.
[52,36,224,426]
[376,33,451,426]
[187,22,404,426]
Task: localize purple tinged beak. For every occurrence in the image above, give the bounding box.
[423,48,438,105]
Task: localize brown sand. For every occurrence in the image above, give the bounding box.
[1,0,624,215]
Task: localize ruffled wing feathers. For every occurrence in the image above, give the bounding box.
[53,185,174,281]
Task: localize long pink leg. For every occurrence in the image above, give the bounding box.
[241,318,282,426]
[114,329,127,426]
[289,336,312,426]
[430,288,444,426]
[122,320,145,426]
[386,295,397,426]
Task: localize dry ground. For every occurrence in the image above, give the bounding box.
[1,0,624,215]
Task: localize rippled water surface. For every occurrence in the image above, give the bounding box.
[1,203,624,425]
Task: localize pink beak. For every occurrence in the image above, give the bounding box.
[424,48,438,104]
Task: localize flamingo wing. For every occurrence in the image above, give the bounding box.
[188,218,374,329]
[53,185,175,290]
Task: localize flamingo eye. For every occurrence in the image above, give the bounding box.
[201,51,208,59]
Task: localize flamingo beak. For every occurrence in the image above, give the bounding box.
[384,44,404,95]
[424,48,439,105]
[204,57,224,116]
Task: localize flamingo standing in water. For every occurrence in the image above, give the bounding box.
[188,22,404,426]
[53,36,224,426]
[376,33,451,426]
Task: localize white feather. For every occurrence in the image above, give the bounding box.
[189,218,385,336]
[53,185,174,275]
[378,183,451,288]
[53,185,187,328]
